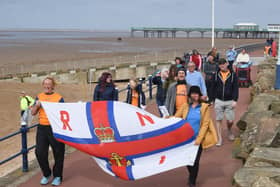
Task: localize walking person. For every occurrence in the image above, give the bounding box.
[31,77,65,186]
[93,72,118,101]
[203,56,218,105]
[20,91,35,126]
[165,68,188,115]
[226,46,237,71]
[174,86,218,187]
[126,78,146,109]
[190,49,202,71]
[185,61,207,101]
[214,58,239,146]
[207,47,220,62]
[152,68,169,116]
[163,64,177,93]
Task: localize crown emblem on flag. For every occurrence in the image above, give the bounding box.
[94,124,115,143]
[109,153,131,167]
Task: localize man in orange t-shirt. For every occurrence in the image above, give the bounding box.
[31,77,65,186]
[165,68,188,115]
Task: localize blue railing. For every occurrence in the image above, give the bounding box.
[0,76,156,173]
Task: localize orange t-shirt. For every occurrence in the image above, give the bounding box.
[220,71,230,83]
[37,92,64,125]
[176,84,188,111]
[131,90,139,107]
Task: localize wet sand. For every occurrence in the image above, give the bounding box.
[0,37,264,75]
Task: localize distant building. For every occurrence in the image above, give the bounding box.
[234,23,259,31]
[267,24,280,32]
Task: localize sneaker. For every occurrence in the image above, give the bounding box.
[51,177,62,186]
[216,138,222,146]
[228,131,235,141]
[40,176,50,185]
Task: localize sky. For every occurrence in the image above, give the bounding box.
[0,0,279,30]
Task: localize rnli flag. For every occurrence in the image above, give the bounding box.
[41,101,199,180]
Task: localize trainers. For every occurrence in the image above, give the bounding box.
[228,131,235,141]
[51,177,62,186]
[216,138,222,146]
[40,176,50,185]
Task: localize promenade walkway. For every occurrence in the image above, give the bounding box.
[18,58,262,187]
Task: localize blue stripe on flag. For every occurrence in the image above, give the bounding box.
[107,101,190,142]
[86,102,99,143]
[126,165,135,180]
[54,133,96,144]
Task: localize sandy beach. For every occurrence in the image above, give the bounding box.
[0,31,264,75]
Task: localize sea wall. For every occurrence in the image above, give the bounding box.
[233,58,280,187]
[0,60,173,84]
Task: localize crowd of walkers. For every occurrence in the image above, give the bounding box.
[29,46,250,186]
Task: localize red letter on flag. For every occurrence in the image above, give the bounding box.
[136,112,155,126]
[60,111,72,131]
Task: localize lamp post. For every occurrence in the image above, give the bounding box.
[211,0,215,47]
[274,31,280,89]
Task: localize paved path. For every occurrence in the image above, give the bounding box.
[19,65,259,187]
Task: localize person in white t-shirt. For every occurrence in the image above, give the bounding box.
[236,49,250,63]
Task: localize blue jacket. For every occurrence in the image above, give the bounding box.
[93,84,118,101]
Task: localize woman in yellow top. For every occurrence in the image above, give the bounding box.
[126,78,146,109]
[174,86,218,187]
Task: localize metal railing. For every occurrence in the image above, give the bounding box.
[0,75,156,173]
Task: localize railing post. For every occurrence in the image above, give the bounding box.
[20,125,28,172]
[148,75,153,100]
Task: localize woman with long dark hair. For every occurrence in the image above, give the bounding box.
[93,72,118,101]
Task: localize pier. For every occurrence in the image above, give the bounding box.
[131,27,280,39]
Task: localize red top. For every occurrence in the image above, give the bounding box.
[190,54,202,70]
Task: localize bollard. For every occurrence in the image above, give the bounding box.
[20,125,28,172]
[139,78,143,92]
[148,75,153,99]
[115,87,119,101]
[275,32,280,89]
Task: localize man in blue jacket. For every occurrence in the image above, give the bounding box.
[214,58,239,146]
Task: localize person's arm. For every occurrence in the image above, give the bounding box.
[198,55,202,70]
[199,73,207,97]
[174,103,187,118]
[31,97,40,116]
[195,105,211,145]
[164,87,172,114]
[232,73,239,102]
[93,85,99,101]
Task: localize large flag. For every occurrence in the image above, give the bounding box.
[41,101,199,180]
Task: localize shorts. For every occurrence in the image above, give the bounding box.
[214,99,235,121]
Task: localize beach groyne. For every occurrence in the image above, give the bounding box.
[233,58,280,187]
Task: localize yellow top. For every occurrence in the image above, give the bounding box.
[175,84,188,112]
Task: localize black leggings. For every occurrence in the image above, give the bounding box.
[35,125,65,178]
[187,145,203,185]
